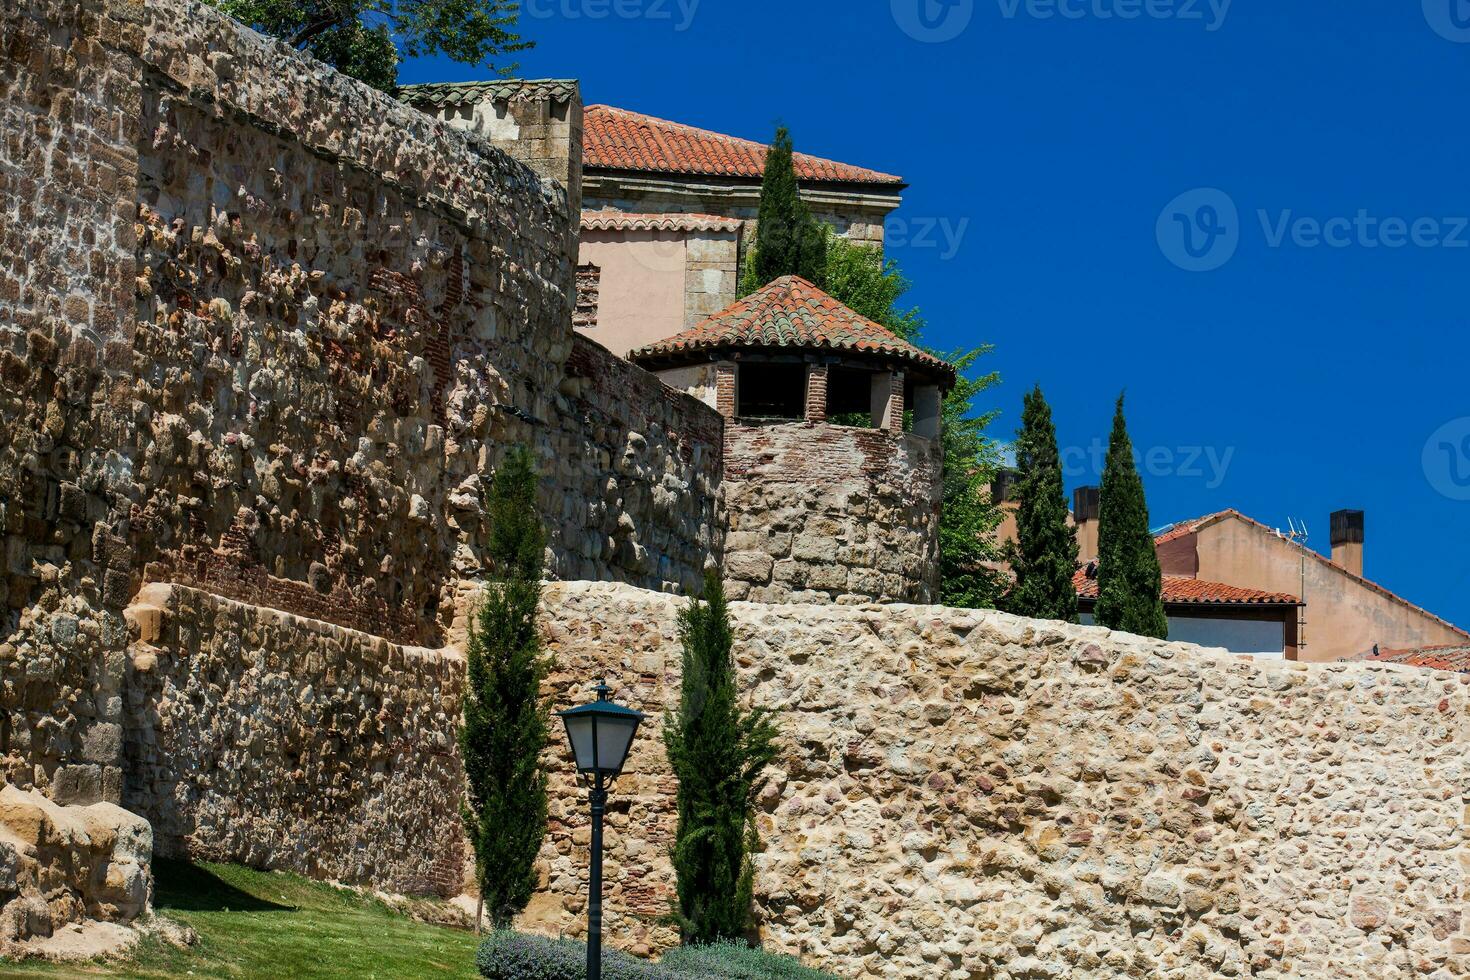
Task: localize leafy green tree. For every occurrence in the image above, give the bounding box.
[459,446,550,931]
[664,574,779,944]
[936,348,1008,608]
[1094,395,1168,638]
[742,127,827,290]
[820,229,924,339]
[1005,386,1079,622]
[206,0,532,91]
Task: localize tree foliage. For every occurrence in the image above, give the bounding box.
[744,126,827,290]
[1094,395,1169,639]
[1005,385,1079,622]
[206,0,532,90]
[664,575,780,944]
[460,446,550,930]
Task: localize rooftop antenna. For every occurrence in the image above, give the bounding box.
[1284,517,1308,545]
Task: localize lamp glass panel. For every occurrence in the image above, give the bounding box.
[595,716,639,774]
[563,715,596,772]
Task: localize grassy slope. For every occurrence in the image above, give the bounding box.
[0,860,479,980]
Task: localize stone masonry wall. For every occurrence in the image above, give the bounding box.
[723,423,942,605]
[534,582,1470,979]
[1,0,723,800]
[122,582,467,896]
[550,335,723,594]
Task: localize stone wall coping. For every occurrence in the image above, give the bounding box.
[541,580,1470,690]
[129,0,572,233]
[136,582,461,665]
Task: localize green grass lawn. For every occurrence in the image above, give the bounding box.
[0,860,480,980]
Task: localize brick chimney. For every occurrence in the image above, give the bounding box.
[1074,486,1101,563]
[1330,509,1364,577]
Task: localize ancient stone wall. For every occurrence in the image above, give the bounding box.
[722,423,941,605]
[1,0,154,805]
[122,583,467,896]
[549,336,723,594]
[533,582,1470,979]
[1,0,723,802]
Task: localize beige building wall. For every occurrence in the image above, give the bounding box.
[576,225,741,356]
[576,230,687,356]
[1186,518,1467,663]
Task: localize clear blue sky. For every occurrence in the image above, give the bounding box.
[401,1,1470,627]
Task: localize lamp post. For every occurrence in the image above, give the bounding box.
[557,681,645,980]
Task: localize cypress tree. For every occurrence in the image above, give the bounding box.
[664,574,779,944]
[1006,385,1079,622]
[748,126,827,289]
[1094,394,1169,639]
[459,446,550,931]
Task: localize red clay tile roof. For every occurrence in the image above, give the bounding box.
[1073,569,1300,606]
[1365,645,1470,673]
[583,105,905,186]
[1153,510,1469,638]
[580,211,743,233]
[629,276,954,384]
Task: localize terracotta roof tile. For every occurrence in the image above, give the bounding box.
[583,105,905,186]
[1073,568,1300,606]
[1366,645,1470,674]
[580,211,743,233]
[629,276,954,384]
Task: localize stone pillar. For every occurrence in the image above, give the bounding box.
[805,364,829,423]
[913,384,941,439]
[870,370,904,432]
[715,361,737,419]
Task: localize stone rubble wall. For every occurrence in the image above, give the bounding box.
[122,582,467,896]
[0,783,152,950]
[723,424,942,605]
[534,582,1469,980]
[549,336,723,595]
[1,0,723,801]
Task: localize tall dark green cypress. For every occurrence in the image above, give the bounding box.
[750,126,826,288]
[1006,385,1079,622]
[459,446,550,930]
[1095,394,1169,639]
[664,574,779,944]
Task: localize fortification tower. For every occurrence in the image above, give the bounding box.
[631,276,954,604]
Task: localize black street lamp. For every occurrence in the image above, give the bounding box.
[557,681,645,980]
